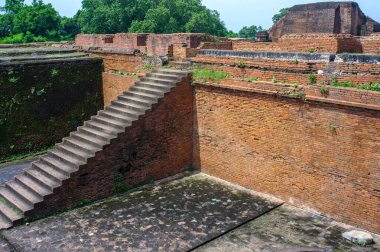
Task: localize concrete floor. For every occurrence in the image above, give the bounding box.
[0,173,378,252]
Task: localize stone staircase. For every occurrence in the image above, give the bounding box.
[0,68,190,229]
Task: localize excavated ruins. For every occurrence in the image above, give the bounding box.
[0,1,379,251]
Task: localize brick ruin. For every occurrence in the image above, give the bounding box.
[269,1,380,42]
[0,1,379,236]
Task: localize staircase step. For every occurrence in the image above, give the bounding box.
[140,77,177,85]
[70,132,107,148]
[15,175,52,197]
[136,81,172,92]
[48,149,84,167]
[99,109,135,123]
[154,69,189,77]
[5,180,43,205]
[130,86,166,96]
[32,162,68,184]
[55,144,91,163]
[63,137,100,155]
[0,201,22,226]
[118,95,153,106]
[105,106,141,119]
[25,168,60,191]
[84,121,121,136]
[40,155,78,175]
[91,116,126,131]
[147,73,181,81]
[123,91,159,102]
[0,187,33,213]
[78,126,115,142]
[111,100,148,113]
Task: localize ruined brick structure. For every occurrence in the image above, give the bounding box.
[270,1,380,42]
[76,33,223,56]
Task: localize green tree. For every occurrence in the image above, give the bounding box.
[59,11,81,39]
[185,10,227,36]
[272,8,289,24]
[238,25,263,39]
[1,0,24,13]
[79,0,227,36]
[12,0,61,37]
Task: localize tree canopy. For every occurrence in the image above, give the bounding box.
[0,0,80,43]
[272,8,289,24]
[0,0,272,43]
[79,0,228,36]
[238,25,263,39]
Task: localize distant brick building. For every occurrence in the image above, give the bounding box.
[270,1,380,42]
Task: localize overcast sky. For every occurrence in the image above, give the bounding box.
[1,0,379,32]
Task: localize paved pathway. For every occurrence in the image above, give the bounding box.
[0,159,36,186]
[2,174,280,252]
[196,204,380,252]
[1,173,378,251]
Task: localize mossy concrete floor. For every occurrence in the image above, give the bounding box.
[0,173,378,252]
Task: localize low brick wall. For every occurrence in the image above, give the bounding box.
[193,50,380,85]
[199,42,232,50]
[76,33,221,56]
[32,75,194,218]
[193,81,380,233]
[102,72,138,106]
[361,33,380,54]
[232,34,363,54]
[88,50,143,73]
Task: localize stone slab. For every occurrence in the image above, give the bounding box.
[195,204,380,252]
[1,174,280,251]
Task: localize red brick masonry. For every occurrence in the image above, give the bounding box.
[193,80,380,234]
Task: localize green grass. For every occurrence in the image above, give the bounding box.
[111,70,138,78]
[192,68,230,81]
[0,146,53,165]
[331,79,380,92]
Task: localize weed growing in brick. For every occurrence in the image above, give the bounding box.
[271,77,277,83]
[51,69,59,77]
[237,60,245,68]
[319,86,329,95]
[247,77,259,82]
[112,173,130,193]
[142,65,153,71]
[308,74,316,84]
[307,48,315,53]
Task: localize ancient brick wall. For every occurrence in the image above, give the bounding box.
[76,33,220,56]
[198,42,233,50]
[88,51,144,73]
[32,75,193,217]
[269,2,375,41]
[193,50,380,85]
[102,72,138,106]
[193,81,380,233]
[361,34,380,54]
[0,58,103,161]
[232,34,363,54]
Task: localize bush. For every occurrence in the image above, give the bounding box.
[0,32,48,44]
